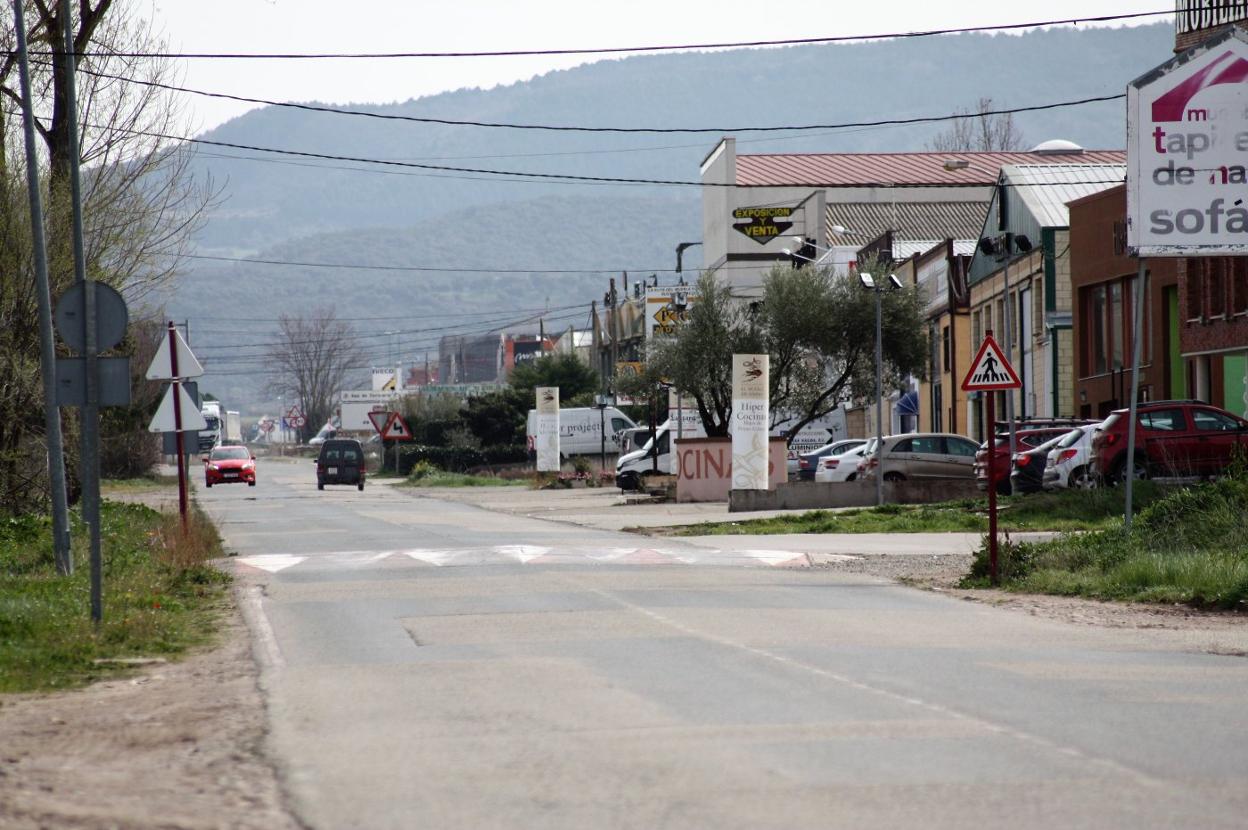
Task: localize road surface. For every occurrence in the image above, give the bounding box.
[200,458,1248,829]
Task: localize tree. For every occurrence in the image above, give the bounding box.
[0,2,215,516]
[269,311,364,443]
[509,353,600,405]
[927,97,1025,152]
[647,265,928,445]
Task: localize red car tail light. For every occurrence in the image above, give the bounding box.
[1058,449,1078,463]
[1103,433,1120,447]
[825,458,839,469]
[1013,455,1028,469]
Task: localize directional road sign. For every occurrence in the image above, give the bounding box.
[961,334,1022,392]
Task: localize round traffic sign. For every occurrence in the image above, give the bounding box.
[291,415,306,428]
[54,282,129,353]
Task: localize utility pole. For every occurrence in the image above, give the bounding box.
[13,0,71,574]
[61,2,102,620]
[608,278,619,390]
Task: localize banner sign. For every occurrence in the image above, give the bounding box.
[1128,28,1248,255]
[731,354,770,490]
[535,387,560,472]
[732,205,794,245]
[1176,1,1248,48]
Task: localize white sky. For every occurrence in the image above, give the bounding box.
[147,0,1164,134]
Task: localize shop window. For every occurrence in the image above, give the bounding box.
[1088,284,1108,375]
[1233,259,1248,316]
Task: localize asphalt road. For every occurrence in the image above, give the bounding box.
[202,458,1248,830]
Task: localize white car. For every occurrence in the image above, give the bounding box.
[1042,423,1100,490]
[813,444,868,483]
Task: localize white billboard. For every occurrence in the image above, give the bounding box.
[1128,28,1248,255]
[730,354,770,491]
[534,387,560,472]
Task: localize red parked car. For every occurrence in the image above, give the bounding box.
[974,424,1091,495]
[204,445,256,488]
[1090,400,1248,484]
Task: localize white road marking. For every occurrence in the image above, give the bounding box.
[235,554,306,573]
[240,586,285,669]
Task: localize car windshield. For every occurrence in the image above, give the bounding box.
[212,447,249,460]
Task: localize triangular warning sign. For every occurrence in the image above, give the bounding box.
[382,413,412,440]
[367,410,393,435]
[148,382,209,433]
[961,334,1021,391]
[146,329,203,381]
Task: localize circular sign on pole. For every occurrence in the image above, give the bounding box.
[54,282,129,353]
[291,415,306,428]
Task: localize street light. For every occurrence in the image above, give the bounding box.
[675,242,701,276]
[859,271,903,507]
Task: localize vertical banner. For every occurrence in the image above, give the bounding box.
[535,386,560,472]
[731,354,770,490]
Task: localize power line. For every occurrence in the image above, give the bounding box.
[44,10,1175,60]
[182,252,682,274]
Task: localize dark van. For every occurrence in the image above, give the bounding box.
[316,438,366,491]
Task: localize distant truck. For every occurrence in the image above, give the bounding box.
[224,411,242,445]
[199,402,222,453]
[524,406,637,458]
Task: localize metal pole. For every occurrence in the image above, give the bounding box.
[1002,243,1017,459]
[12,0,72,574]
[1124,258,1147,531]
[599,405,606,473]
[987,380,999,586]
[169,324,189,534]
[875,287,884,508]
[61,3,102,621]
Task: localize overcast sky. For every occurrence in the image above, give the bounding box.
[148,0,1162,134]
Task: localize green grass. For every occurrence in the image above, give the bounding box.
[0,502,230,692]
[670,485,1167,536]
[100,474,178,492]
[402,463,522,488]
[964,478,1248,609]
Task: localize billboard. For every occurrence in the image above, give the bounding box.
[730,354,770,491]
[1128,28,1248,255]
[1176,1,1248,50]
[645,286,696,339]
[534,387,560,472]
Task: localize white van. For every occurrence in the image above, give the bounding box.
[615,416,707,491]
[525,406,637,458]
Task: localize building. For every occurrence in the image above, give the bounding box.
[1068,185,1183,418]
[698,137,1125,291]
[907,240,976,434]
[1177,257,1248,416]
[964,157,1126,439]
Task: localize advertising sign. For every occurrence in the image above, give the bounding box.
[1128,28,1248,255]
[510,340,545,368]
[732,206,794,245]
[645,286,696,339]
[1176,1,1248,50]
[372,368,397,391]
[731,354,770,490]
[534,387,560,472]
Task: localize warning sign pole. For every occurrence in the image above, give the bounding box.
[986,388,998,585]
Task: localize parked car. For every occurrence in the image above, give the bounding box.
[858,432,981,482]
[797,439,866,481]
[1008,434,1068,495]
[1089,400,1248,485]
[316,438,366,491]
[1042,424,1101,490]
[204,445,256,488]
[813,444,869,483]
[975,425,1091,495]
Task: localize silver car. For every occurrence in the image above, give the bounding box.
[860,432,981,482]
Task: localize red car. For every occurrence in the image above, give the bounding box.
[974,425,1089,495]
[1090,400,1248,484]
[204,445,256,487]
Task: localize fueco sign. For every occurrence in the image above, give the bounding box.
[731,354,770,491]
[1128,28,1248,255]
[535,387,560,472]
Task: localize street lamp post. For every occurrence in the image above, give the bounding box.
[675,242,701,276]
[860,272,903,507]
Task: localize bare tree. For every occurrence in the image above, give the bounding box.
[927,97,1026,153]
[270,311,365,443]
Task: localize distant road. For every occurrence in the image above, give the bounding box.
[204,460,1248,830]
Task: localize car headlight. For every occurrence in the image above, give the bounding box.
[209,464,220,471]
[243,462,254,470]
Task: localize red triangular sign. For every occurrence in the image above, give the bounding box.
[961,334,1021,391]
[382,413,412,440]
[367,410,393,435]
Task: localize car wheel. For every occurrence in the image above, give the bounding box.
[846,473,856,482]
[248,480,256,487]
[1070,466,1097,490]
[995,479,1012,496]
[883,471,905,483]
[317,482,324,491]
[358,481,364,491]
[205,481,212,488]
[1110,456,1148,486]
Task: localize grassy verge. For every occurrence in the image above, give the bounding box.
[402,462,522,488]
[0,501,230,692]
[964,478,1248,609]
[100,474,178,493]
[669,484,1167,536]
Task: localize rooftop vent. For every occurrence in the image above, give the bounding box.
[1029,139,1086,156]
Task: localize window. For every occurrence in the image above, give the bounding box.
[909,436,943,454]
[611,417,630,433]
[1109,281,1124,370]
[942,325,951,373]
[1089,284,1108,375]
[945,437,979,457]
[892,438,913,452]
[1234,259,1248,316]
[1192,409,1243,431]
[1210,259,1227,318]
[1185,260,1203,321]
[1139,408,1185,431]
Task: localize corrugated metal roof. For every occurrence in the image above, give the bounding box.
[737,150,1125,187]
[1000,164,1127,228]
[826,201,989,245]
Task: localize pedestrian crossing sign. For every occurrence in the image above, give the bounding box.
[961,333,1021,391]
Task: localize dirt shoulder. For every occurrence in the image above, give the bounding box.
[0,597,301,830]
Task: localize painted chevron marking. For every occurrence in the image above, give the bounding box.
[235,554,306,573]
